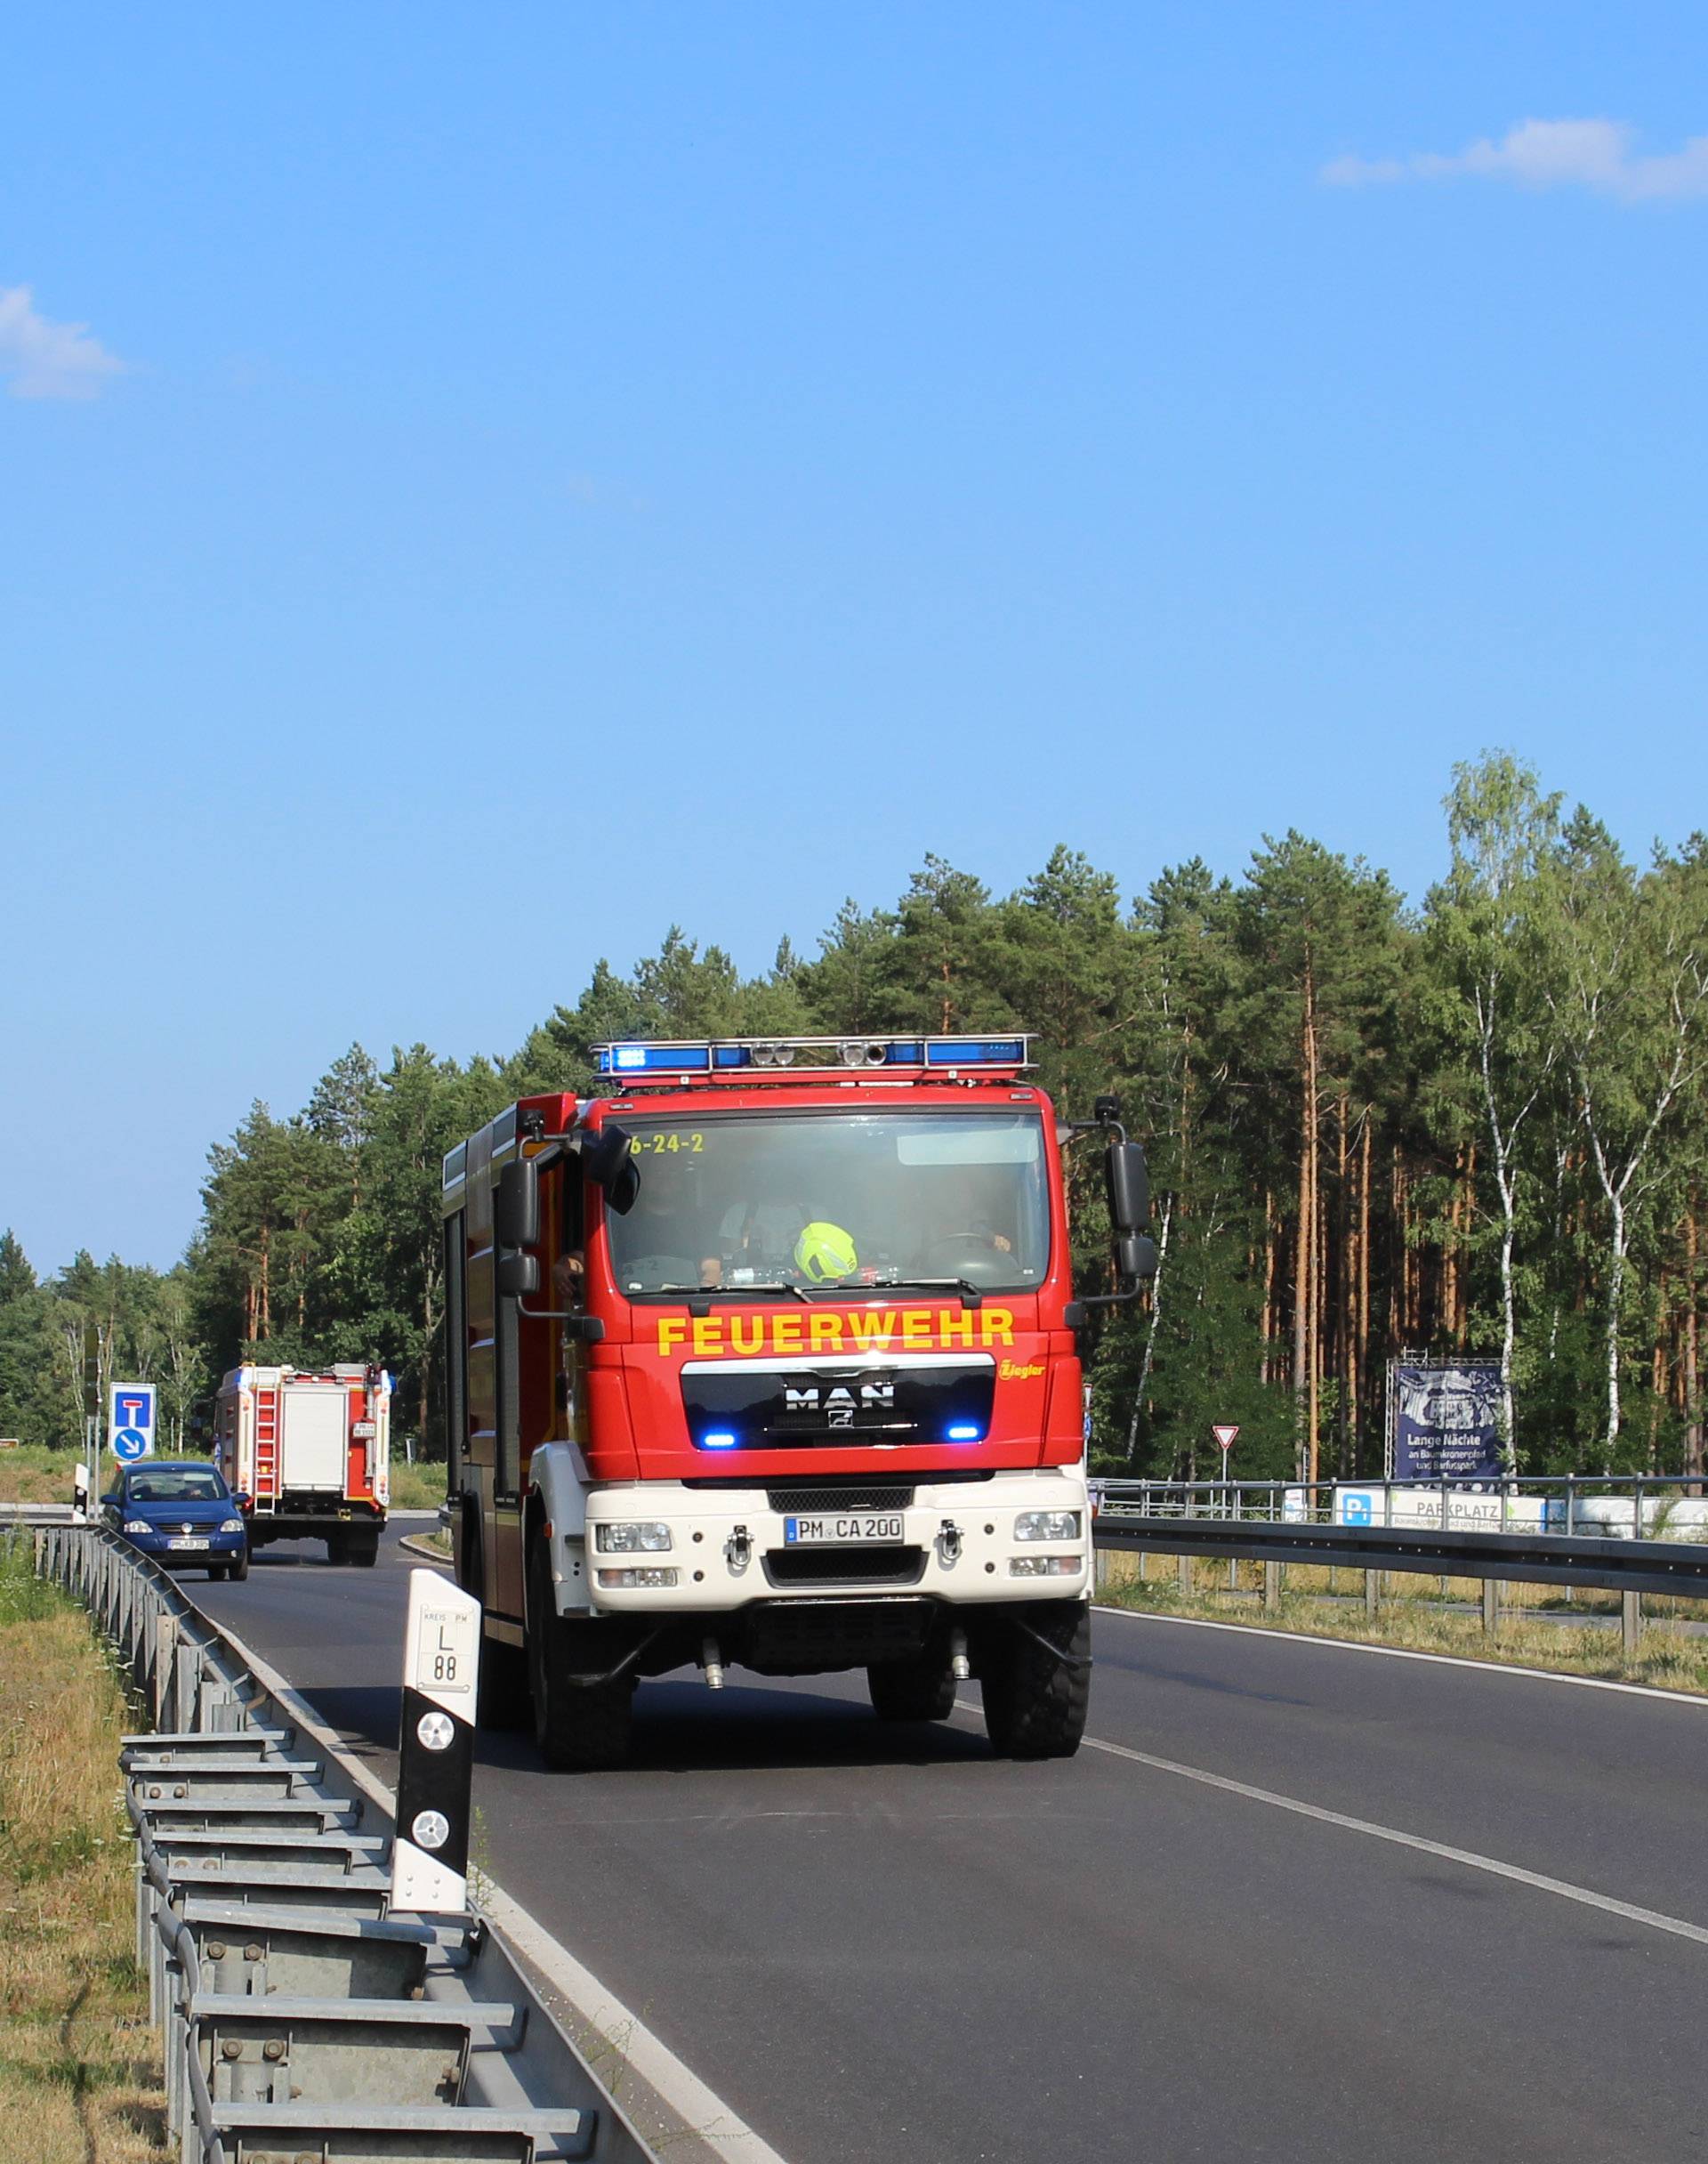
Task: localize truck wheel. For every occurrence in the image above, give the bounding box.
[326,1532,350,1566]
[980,1603,1091,1759]
[527,1539,632,1772]
[867,1659,956,1722]
[476,1639,530,1730]
[350,1531,379,1568]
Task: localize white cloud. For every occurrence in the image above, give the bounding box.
[1322,118,1708,204]
[0,286,125,399]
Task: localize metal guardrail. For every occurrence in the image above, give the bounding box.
[20,1522,659,2164]
[1091,1476,1708,1653]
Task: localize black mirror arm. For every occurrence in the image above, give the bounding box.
[1063,1286,1141,1327]
[515,1304,605,1341]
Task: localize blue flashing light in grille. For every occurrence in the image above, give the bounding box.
[925,1038,1026,1067]
[947,1424,982,1441]
[713,1046,752,1068]
[702,1431,738,1449]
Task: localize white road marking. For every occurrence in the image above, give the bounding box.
[205,1604,792,2164]
[1076,1731,1708,1949]
[1093,1599,1708,1708]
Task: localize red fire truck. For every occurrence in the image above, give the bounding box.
[213,1363,392,1565]
[439,1034,1153,1769]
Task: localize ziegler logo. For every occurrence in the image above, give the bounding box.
[783,1378,897,1428]
[999,1360,1045,1381]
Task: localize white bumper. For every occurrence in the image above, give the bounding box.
[561,1469,1091,1615]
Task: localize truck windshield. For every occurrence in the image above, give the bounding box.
[608,1108,1049,1296]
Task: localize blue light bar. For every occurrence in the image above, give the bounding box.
[702,1431,738,1449]
[947,1424,982,1441]
[925,1038,1026,1067]
[597,1043,713,1076]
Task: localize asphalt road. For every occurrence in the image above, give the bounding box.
[198,1527,1708,2164]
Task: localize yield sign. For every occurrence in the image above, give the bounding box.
[1213,1424,1240,1453]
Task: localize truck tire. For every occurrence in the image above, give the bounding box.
[477,1639,531,1730]
[350,1530,379,1568]
[527,1539,632,1772]
[980,1603,1091,1759]
[867,1659,956,1722]
[326,1532,350,1566]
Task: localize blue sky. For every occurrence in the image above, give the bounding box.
[5,4,1706,1273]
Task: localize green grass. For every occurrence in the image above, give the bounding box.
[387,1457,447,1510]
[1097,1551,1708,1696]
[0,1537,166,2160]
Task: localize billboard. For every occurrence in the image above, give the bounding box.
[1388,1360,1503,1481]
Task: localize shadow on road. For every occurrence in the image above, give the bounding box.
[282,1672,996,1777]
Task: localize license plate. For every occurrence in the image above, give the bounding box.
[783,1514,904,1546]
[166,1536,209,1551]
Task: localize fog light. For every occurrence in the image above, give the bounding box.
[594,1522,673,1553]
[1009,1554,1082,1577]
[596,1566,679,1590]
[1013,1510,1083,1542]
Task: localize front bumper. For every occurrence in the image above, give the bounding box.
[571,1471,1090,1614]
[125,1530,246,1565]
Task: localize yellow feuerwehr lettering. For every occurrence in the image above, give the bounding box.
[692,1316,725,1358]
[772,1313,803,1355]
[810,1312,845,1352]
[940,1309,975,1348]
[730,1317,763,1357]
[901,1308,931,1349]
[849,1311,896,1352]
[657,1318,688,1357]
[980,1308,1015,1347]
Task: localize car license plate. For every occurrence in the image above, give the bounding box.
[166,1536,209,1551]
[783,1514,904,1546]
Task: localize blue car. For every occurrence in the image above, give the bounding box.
[102,1459,251,1580]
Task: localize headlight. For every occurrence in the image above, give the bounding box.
[220,1518,245,1533]
[596,1566,679,1590]
[1013,1510,1083,1543]
[123,1519,152,1534]
[1010,1554,1082,1577]
[594,1522,673,1554]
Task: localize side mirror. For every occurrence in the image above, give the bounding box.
[233,1490,253,1513]
[495,1249,540,1298]
[579,1124,631,1191]
[495,1159,540,1251]
[101,1492,119,1506]
[1106,1141,1148,1235]
[1116,1233,1158,1282]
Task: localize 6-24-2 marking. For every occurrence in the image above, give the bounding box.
[629,1132,705,1154]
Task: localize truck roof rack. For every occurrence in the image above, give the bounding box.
[592,1034,1035,1084]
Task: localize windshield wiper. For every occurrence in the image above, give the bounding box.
[871,1276,985,1310]
[682,1282,812,1315]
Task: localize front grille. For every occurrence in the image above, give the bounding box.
[765,1483,914,1514]
[764,1545,926,1588]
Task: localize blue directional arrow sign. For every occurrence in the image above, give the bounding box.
[109,1383,157,1465]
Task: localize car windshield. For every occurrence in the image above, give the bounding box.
[607,1108,1050,1296]
[128,1468,225,1504]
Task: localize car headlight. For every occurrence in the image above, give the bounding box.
[1013,1510,1083,1543]
[220,1518,245,1533]
[123,1519,153,1534]
[594,1522,673,1554]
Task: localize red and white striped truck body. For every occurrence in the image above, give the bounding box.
[214,1363,391,1566]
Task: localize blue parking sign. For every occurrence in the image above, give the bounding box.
[109,1383,157,1465]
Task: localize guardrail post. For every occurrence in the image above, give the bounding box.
[153,1612,178,1726]
[1177,1553,1192,1599]
[1481,1579,1500,1634]
[1364,1567,1381,1620]
[1264,1561,1281,1613]
[1622,1590,1642,1659]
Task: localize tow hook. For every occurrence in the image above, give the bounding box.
[938,1519,963,1566]
[949,1625,971,1681]
[701,1636,725,1691]
[725,1524,752,1574]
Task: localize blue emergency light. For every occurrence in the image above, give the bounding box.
[593,1035,1035,1079]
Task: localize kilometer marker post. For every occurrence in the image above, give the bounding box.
[391,1570,480,1914]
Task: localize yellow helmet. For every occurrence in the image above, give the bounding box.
[794,1221,858,1283]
